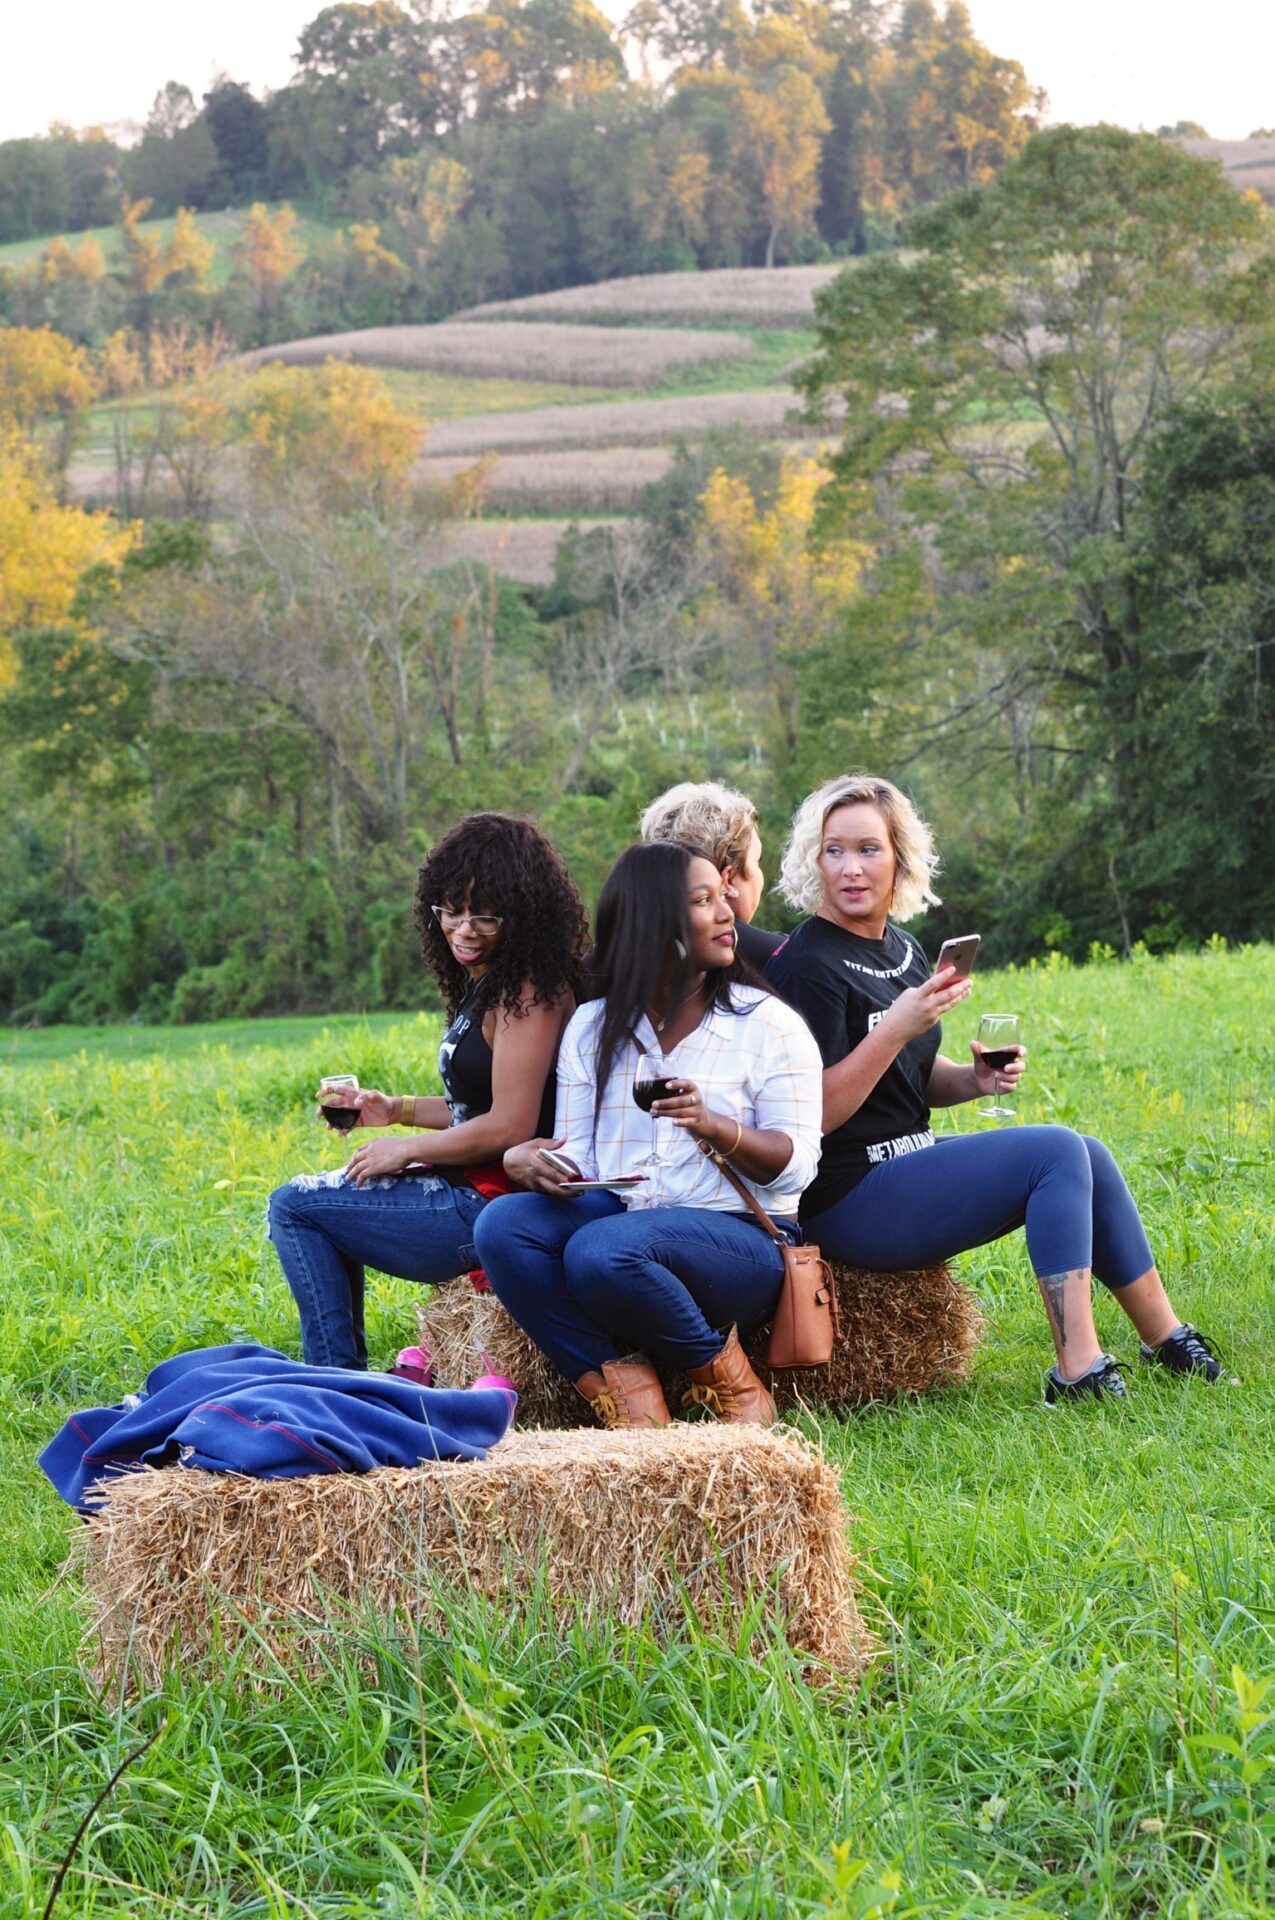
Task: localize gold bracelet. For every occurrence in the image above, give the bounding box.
[722,1118,743,1159]
[398,1095,413,1126]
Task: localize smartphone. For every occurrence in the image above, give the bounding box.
[559,1176,648,1193]
[537,1147,580,1178]
[935,934,980,978]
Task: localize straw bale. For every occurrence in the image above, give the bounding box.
[418,1282,587,1428]
[76,1427,872,1689]
[419,1261,981,1423]
[745,1262,984,1410]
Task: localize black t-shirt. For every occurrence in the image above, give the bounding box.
[765,916,938,1215]
[437,982,556,1138]
[735,920,785,969]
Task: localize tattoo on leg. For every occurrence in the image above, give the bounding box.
[1037,1270,1085,1349]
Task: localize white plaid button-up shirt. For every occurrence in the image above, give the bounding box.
[553,988,824,1213]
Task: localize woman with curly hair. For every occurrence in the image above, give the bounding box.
[766,773,1222,1403]
[268,812,588,1370]
[472,841,824,1427]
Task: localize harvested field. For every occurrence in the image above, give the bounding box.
[445,517,620,585]
[457,266,845,328]
[423,386,837,457]
[240,321,752,388]
[1180,135,1275,200]
[417,445,675,512]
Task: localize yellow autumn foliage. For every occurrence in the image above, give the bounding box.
[699,453,867,621]
[241,359,424,504]
[0,432,138,686]
[0,326,96,431]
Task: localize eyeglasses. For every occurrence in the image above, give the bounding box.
[431,905,504,937]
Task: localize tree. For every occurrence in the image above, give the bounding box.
[875,0,1038,210]
[285,1,447,183]
[738,64,830,266]
[801,125,1274,953]
[0,431,136,688]
[231,202,305,329]
[1113,393,1275,944]
[203,79,270,196]
[697,451,868,768]
[124,84,220,212]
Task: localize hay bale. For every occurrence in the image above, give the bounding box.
[76,1427,872,1689]
[417,1283,586,1428]
[419,1262,982,1424]
[746,1262,984,1411]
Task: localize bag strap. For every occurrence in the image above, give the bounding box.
[696,1137,787,1246]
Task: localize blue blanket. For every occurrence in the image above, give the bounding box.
[40,1343,516,1510]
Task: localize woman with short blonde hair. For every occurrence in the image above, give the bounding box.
[777,772,941,922]
[766,772,1221,1404]
[640,780,782,966]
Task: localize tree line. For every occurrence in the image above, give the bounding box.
[1,0,1041,343]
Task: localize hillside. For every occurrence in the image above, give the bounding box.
[66,268,843,577]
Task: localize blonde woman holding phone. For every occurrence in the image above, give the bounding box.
[766,773,1222,1403]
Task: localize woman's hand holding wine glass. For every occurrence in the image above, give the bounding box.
[973,1014,1025,1118]
[646,1077,720,1142]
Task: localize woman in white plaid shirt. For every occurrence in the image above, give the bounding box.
[472,841,824,1427]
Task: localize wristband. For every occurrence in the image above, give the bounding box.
[398,1095,414,1126]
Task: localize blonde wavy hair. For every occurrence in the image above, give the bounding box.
[639,781,759,878]
[778,773,941,922]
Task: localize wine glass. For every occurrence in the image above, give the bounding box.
[319,1072,360,1132]
[977,1015,1019,1119]
[632,1056,677,1170]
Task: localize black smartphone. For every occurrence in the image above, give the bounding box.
[935,934,980,978]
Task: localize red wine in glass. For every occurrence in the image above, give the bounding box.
[322,1105,360,1131]
[977,1015,1019,1117]
[633,1075,678,1113]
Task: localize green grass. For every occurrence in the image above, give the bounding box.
[0,207,342,287]
[2,945,1273,1916]
[378,368,622,420]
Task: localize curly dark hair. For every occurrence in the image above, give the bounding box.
[411,812,589,1021]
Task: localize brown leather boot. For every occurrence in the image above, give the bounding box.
[682,1326,775,1425]
[575,1358,672,1429]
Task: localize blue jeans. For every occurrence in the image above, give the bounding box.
[804,1128,1154,1290]
[472,1190,788,1381]
[267,1169,487,1370]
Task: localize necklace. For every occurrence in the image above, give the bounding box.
[652,980,706,1034]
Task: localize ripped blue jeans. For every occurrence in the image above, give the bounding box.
[267,1168,487,1370]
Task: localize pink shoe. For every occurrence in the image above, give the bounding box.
[390,1345,434,1385]
[471,1371,517,1412]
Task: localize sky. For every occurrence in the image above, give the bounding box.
[2,0,1272,146]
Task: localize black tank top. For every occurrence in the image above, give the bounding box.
[438,980,556,1136]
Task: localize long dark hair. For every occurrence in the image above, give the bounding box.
[412,812,588,1021]
[589,841,760,1104]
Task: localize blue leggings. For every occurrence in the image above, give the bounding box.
[803,1127,1153,1290]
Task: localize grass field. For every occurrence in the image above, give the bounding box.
[0,207,341,286]
[2,942,1273,1916]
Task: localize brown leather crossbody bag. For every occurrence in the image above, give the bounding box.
[698,1140,840,1368]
